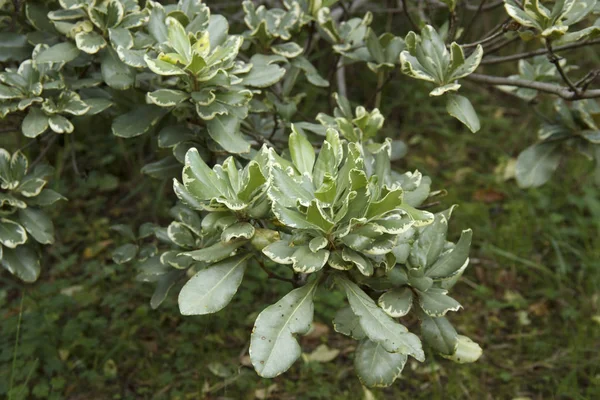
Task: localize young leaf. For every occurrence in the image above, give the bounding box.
[289,125,315,175]
[446,95,480,133]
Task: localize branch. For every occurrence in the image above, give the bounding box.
[545,39,579,95]
[481,38,600,64]
[466,73,600,100]
[401,0,419,31]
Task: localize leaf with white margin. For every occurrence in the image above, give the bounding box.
[355,339,407,388]
[333,306,366,339]
[441,335,482,363]
[289,125,315,176]
[147,89,189,107]
[167,221,195,247]
[430,83,461,97]
[102,47,135,90]
[0,218,27,248]
[250,278,319,378]
[17,208,54,244]
[1,245,40,282]
[336,275,425,360]
[48,115,74,134]
[262,239,295,264]
[420,314,458,355]
[75,31,107,54]
[144,54,186,76]
[425,229,472,279]
[221,222,255,242]
[243,54,287,88]
[183,240,246,263]
[378,287,413,318]
[291,245,329,273]
[446,94,480,133]
[417,287,462,317]
[36,42,80,63]
[271,42,303,58]
[22,107,49,138]
[178,254,251,315]
[206,114,251,154]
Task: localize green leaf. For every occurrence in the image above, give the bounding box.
[102,47,135,90]
[291,245,329,273]
[446,95,480,133]
[336,275,424,360]
[333,306,365,340]
[178,254,251,315]
[421,314,458,355]
[271,42,303,58]
[17,208,54,244]
[354,339,407,388]
[112,105,166,138]
[166,16,191,63]
[378,287,413,318]
[26,189,66,206]
[221,222,255,242]
[48,115,74,134]
[243,54,287,87]
[0,33,31,62]
[167,222,195,247]
[112,243,138,264]
[181,148,225,200]
[36,42,80,63]
[0,218,27,248]
[515,142,562,188]
[183,240,246,263]
[75,31,107,54]
[289,125,315,175]
[409,213,448,268]
[147,89,189,107]
[22,108,49,138]
[417,288,462,317]
[1,245,40,282]
[425,229,472,279]
[206,114,251,154]
[250,278,319,378]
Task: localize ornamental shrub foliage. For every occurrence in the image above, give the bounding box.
[2,0,600,388]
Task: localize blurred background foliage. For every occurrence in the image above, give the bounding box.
[1,0,600,399]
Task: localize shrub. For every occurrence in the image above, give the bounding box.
[2,0,600,388]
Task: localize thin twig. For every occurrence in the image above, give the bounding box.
[482,38,600,64]
[255,256,296,286]
[401,0,419,31]
[30,134,59,169]
[466,73,600,100]
[545,39,579,94]
[462,0,488,40]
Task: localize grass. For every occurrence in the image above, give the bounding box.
[2,49,600,400]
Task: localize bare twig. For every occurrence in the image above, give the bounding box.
[255,256,296,286]
[462,0,488,40]
[545,39,579,94]
[466,73,600,100]
[401,0,419,31]
[482,38,600,64]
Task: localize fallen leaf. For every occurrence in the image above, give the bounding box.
[473,188,505,203]
[302,344,340,363]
